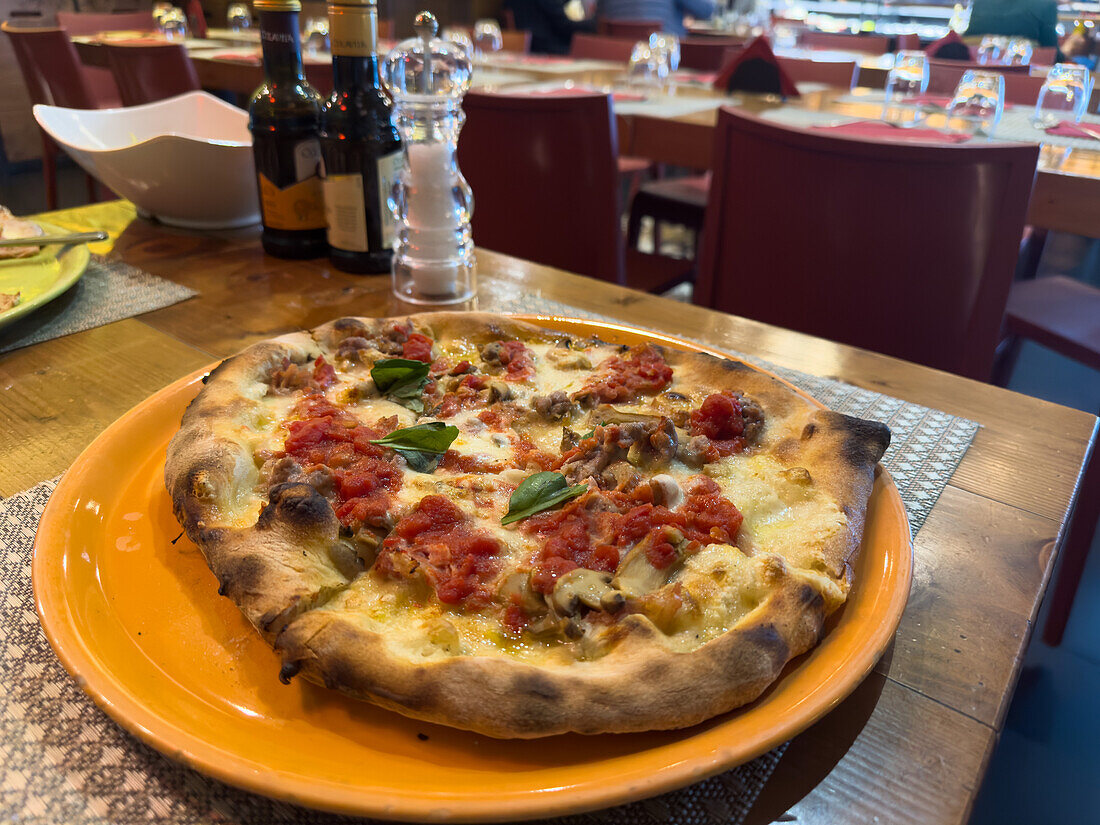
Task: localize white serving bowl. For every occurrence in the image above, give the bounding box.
[34,91,260,230]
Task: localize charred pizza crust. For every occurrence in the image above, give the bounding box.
[166,313,890,738]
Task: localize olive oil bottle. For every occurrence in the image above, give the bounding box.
[319,0,402,273]
[249,0,328,259]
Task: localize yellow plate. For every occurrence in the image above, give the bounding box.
[0,221,92,330]
[33,316,913,822]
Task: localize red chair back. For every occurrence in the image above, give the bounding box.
[457,91,624,285]
[680,37,745,71]
[569,33,636,62]
[778,56,858,88]
[55,11,156,34]
[501,29,532,53]
[695,108,1039,380]
[801,30,889,54]
[104,43,201,106]
[1,23,100,109]
[928,61,1046,104]
[1032,46,1057,64]
[597,18,663,40]
[895,33,921,52]
[185,0,208,38]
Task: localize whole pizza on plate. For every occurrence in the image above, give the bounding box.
[165,313,890,738]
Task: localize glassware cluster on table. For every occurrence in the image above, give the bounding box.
[155,5,189,40]
[626,33,680,90]
[226,2,252,32]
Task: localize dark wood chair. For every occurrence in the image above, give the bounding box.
[996,275,1100,647]
[777,56,858,89]
[459,90,678,290]
[501,30,532,53]
[104,43,201,106]
[56,10,154,108]
[597,18,662,40]
[679,37,745,71]
[927,60,1045,104]
[1,22,109,208]
[569,33,636,62]
[800,30,890,54]
[695,107,1039,381]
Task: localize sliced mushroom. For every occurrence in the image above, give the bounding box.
[550,568,616,616]
[498,571,546,613]
[649,474,684,509]
[486,380,512,402]
[781,466,812,485]
[527,611,582,640]
[326,539,363,580]
[612,526,687,599]
[634,582,697,635]
[545,347,591,370]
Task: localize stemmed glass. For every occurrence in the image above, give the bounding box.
[976,36,1005,65]
[159,8,188,41]
[442,27,473,55]
[1005,38,1033,66]
[1031,63,1093,128]
[882,50,930,127]
[648,32,680,78]
[226,3,252,32]
[302,17,330,55]
[946,70,1005,135]
[473,19,503,58]
[153,2,174,30]
[627,42,658,88]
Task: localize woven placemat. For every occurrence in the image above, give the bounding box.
[0,305,980,824]
[0,255,197,355]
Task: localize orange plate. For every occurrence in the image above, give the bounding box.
[33,315,913,822]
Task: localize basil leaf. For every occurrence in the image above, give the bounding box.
[401,450,444,473]
[502,471,588,526]
[371,358,430,393]
[370,422,459,454]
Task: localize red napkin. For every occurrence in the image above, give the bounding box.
[1045,121,1100,139]
[811,121,971,143]
[924,30,971,61]
[712,35,799,97]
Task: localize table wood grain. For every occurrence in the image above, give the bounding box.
[1,202,1095,825]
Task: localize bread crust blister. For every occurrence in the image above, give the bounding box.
[165,313,890,738]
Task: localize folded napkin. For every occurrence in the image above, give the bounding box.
[713,35,798,97]
[924,29,972,61]
[812,121,971,143]
[1044,120,1100,139]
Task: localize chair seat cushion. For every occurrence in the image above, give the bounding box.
[1006,275,1100,371]
[637,173,711,208]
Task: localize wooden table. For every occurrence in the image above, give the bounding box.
[1,200,1096,824]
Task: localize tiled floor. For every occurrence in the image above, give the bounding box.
[2,164,1099,823]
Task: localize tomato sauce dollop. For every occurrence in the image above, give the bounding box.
[282,397,401,529]
[402,332,434,363]
[580,345,673,404]
[494,340,535,381]
[377,495,502,608]
[689,392,747,457]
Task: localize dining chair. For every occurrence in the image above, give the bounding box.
[927,60,1045,104]
[104,43,201,106]
[680,37,745,71]
[993,275,1100,647]
[185,0,208,38]
[895,33,921,52]
[569,33,636,62]
[597,18,663,40]
[800,30,890,54]
[1032,46,1057,64]
[57,9,155,107]
[777,56,858,89]
[1,22,109,208]
[459,90,680,290]
[695,107,1039,381]
[500,30,532,53]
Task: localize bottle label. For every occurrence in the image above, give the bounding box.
[258,138,326,230]
[329,5,376,57]
[323,173,369,251]
[377,150,403,248]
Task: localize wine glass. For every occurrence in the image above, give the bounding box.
[302,17,330,55]
[226,3,251,32]
[976,35,1003,65]
[648,32,680,85]
[883,50,930,126]
[1005,38,1033,66]
[627,42,658,87]
[473,19,503,58]
[159,8,188,41]
[153,2,174,29]
[442,27,473,55]
[946,70,1005,135]
[1031,63,1093,128]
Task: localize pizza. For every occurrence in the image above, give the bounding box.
[0,206,44,259]
[165,312,890,738]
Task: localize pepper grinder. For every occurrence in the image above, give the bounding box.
[383,11,476,304]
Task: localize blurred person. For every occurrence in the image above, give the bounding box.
[504,0,596,54]
[597,0,717,37]
[966,0,1059,47]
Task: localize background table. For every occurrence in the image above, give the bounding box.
[1,202,1097,824]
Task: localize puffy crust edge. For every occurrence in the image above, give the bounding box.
[275,567,826,738]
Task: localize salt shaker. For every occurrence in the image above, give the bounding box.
[383,11,475,304]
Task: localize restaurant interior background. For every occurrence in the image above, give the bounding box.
[0,0,1098,823]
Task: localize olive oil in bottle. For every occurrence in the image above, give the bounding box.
[249,0,328,259]
[319,0,402,273]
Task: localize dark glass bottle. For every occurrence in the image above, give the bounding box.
[249,0,328,259]
[319,0,402,274]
